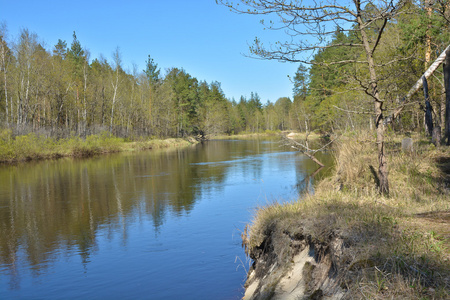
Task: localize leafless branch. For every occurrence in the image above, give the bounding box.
[374,54,417,68]
[333,105,374,115]
[372,18,388,54]
[280,133,339,167]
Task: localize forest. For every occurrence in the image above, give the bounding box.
[288,0,450,138]
[0,1,449,143]
[0,29,292,139]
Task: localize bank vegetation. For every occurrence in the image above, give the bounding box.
[242,131,449,299]
[0,128,197,163]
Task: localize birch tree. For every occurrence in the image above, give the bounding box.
[0,24,12,126]
[110,47,122,133]
[15,29,40,129]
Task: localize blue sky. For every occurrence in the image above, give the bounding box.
[0,0,300,103]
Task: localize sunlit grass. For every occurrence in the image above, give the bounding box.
[212,130,322,140]
[0,129,198,163]
[212,130,281,140]
[125,137,197,151]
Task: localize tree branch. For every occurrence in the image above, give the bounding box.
[281,133,339,167]
[372,18,388,54]
[333,105,374,115]
[387,44,450,122]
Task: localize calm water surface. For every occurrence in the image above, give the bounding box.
[0,139,332,299]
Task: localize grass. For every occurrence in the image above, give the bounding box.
[212,130,281,140]
[122,137,198,151]
[243,131,449,299]
[0,129,198,163]
[212,130,322,141]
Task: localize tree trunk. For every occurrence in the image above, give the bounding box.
[110,79,118,133]
[375,102,389,195]
[444,49,450,145]
[423,76,433,136]
[425,0,432,69]
[441,86,446,136]
[83,63,88,137]
[3,66,8,126]
[1,43,8,126]
[357,10,389,195]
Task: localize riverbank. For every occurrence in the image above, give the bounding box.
[213,131,281,140]
[242,131,449,299]
[213,130,322,141]
[0,130,198,164]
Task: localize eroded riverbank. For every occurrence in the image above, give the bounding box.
[242,132,450,299]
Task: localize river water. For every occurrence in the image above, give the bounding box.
[0,138,332,299]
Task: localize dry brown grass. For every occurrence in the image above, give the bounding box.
[0,129,198,164]
[125,138,197,151]
[244,131,450,299]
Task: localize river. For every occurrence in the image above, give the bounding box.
[0,138,332,299]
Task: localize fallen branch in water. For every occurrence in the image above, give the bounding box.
[281,133,338,167]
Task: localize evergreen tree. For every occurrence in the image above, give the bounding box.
[144,54,160,85]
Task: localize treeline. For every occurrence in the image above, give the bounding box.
[288,1,450,137]
[0,29,297,139]
[1,1,450,141]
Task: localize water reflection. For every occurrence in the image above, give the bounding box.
[0,138,333,297]
[294,151,334,194]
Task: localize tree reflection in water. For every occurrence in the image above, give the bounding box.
[0,139,333,295]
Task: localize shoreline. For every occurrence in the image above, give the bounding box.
[212,131,322,141]
[241,132,450,299]
[0,131,199,165]
[0,130,313,165]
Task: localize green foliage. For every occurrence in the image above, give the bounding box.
[144,54,160,84]
[1,0,449,146]
[67,31,85,79]
[0,131,57,161]
[399,1,450,54]
[165,68,200,136]
[53,39,67,59]
[292,64,309,100]
[67,132,123,156]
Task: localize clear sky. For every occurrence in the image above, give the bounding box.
[0,0,300,103]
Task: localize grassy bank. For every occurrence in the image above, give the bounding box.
[212,130,281,140]
[0,129,198,163]
[212,130,322,140]
[243,131,449,299]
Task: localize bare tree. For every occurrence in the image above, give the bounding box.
[15,29,40,129]
[82,49,90,137]
[0,23,10,126]
[110,47,122,133]
[217,0,415,195]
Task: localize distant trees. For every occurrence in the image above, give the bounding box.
[3,0,449,162]
[0,27,294,138]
